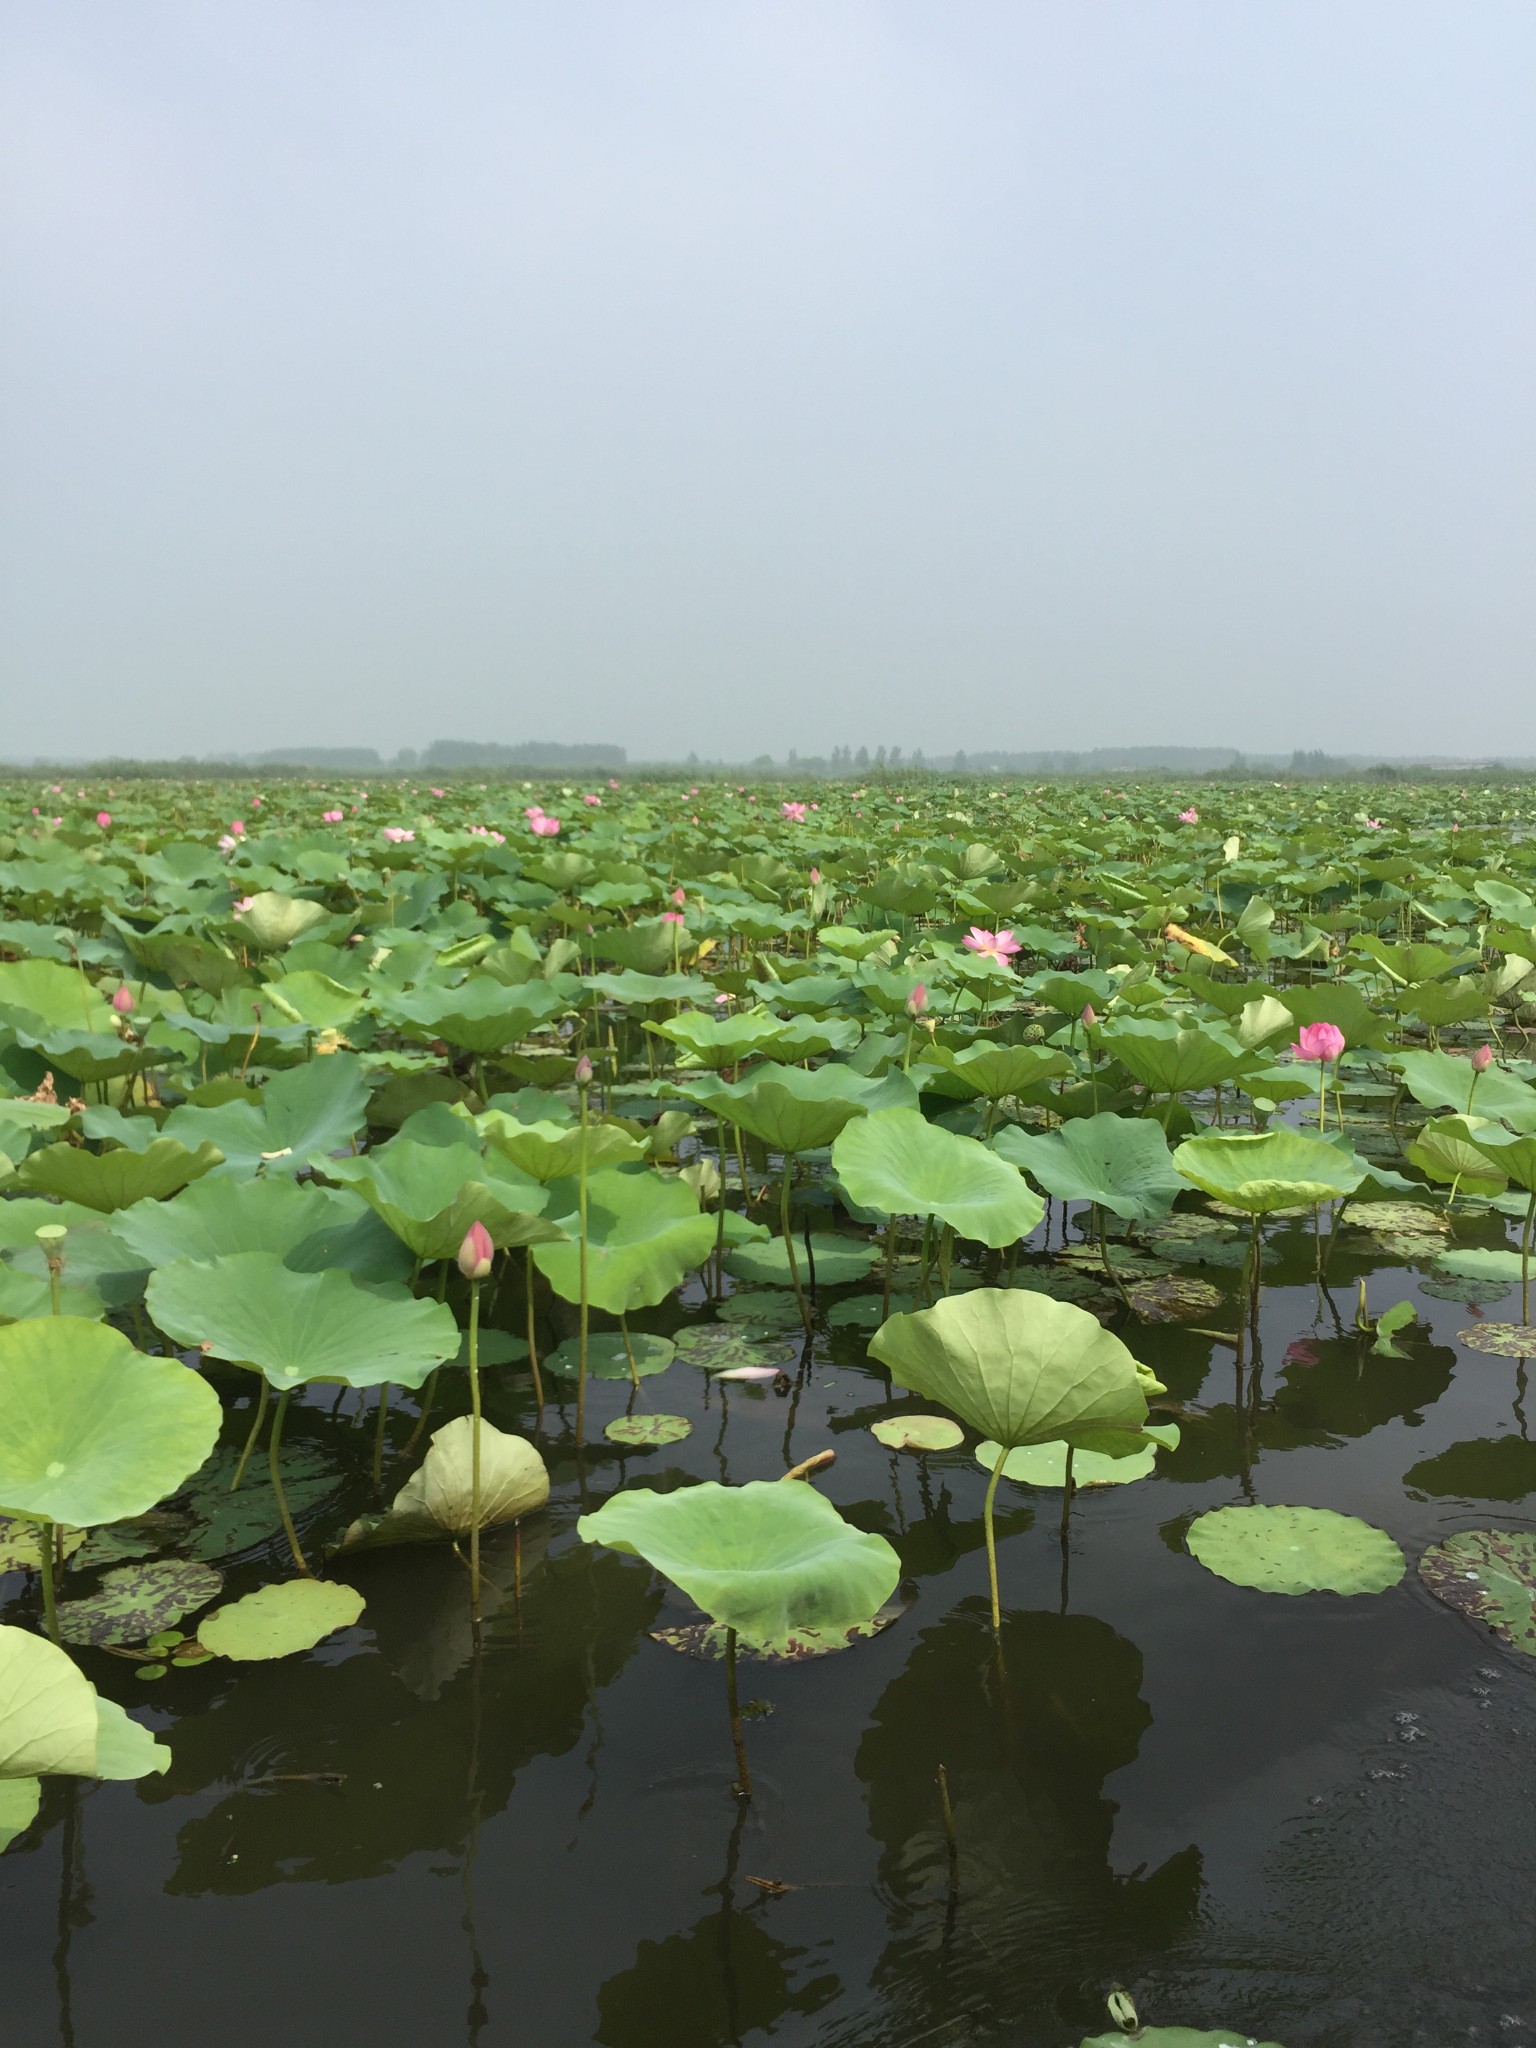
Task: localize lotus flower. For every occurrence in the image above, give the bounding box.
[529,813,561,837]
[962,927,1021,967]
[671,886,686,905]
[661,911,685,925]
[322,808,344,823]
[1289,1020,1345,1063]
[229,820,245,837]
[457,1221,494,1282]
[217,834,239,854]
[1081,1003,1097,1028]
[583,793,602,806]
[112,984,134,1015]
[430,787,446,798]
[905,983,929,1017]
[809,867,821,885]
[233,895,256,915]
[382,826,415,844]
[1177,807,1199,825]
[1472,1045,1493,1073]
[608,778,620,789]
[780,801,808,822]
[95,811,111,829]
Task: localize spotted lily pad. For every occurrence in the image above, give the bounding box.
[1418,1528,1536,1654]
[1421,1272,1510,1304]
[544,1332,675,1381]
[1127,1274,1225,1324]
[1186,1503,1405,1595]
[870,1415,964,1452]
[74,1511,196,1569]
[1007,1265,1115,1310]
[1344,1201,1448,1236]
[198,1578,366,1661]
[827,1291,919,1328]
[1141,1214,1241,1247]
[0,1519,85,1575]
[56,1560,223,1647]
[671,1326,800,1371]
[1055,1244,1166,1282]
[1457,1324,1536,1357]
[604,1414,692,1448]
[650,1599,908,1661]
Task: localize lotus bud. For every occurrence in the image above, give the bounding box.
[457,1221,494,1282]
[1472,1044,1493,1072]
[671,886,685,906]
[95,811,111,829]
[905,983,929,1018]
[574,1053,594,1087]
[1081,1003,1097,1029]
[809,867,821,885]
[112,983,134,1015]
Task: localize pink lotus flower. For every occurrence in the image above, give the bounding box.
[529,813,561,837]
[217,834,239,853]
[780,801,808,822]
[1365,819,1383,831]
[962,927,1022,967]
[95,811,111,829]
[382,826,415,843]
[233,895,256,915]
[1177,807,1198,825]
[229,820,245,836]
[1081,1003,1097,1028]
[671,886,686,905]
[1472,1045,1493,1073]
[714,991,730,1005]
[608,778,620,789]
[322,809,344,823]
[112,984,134,1015]
[905,983,929,1017]
[809,867,821,885]
[583,793,602,806]
[661,910,685,925]
[430,787,446,798]
[457,1221,494,1282]
[1289,1020,1345,1063]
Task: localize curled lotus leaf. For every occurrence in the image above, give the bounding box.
[1173,1128,1368,1214]
[341,1416,548,1550]
[1186,1503,1405,1596]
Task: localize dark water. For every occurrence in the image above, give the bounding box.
[4,1208,1534,2048]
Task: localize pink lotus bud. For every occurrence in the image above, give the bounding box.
[671,886,686,905]
[1289,1020,1346,1063]
[1472,1045,1493,1072]
[1081,1003,1097,1028]
[809,867,822,885]
[574,1053,594,1086]
[229,820,245,836]
[661,910,685,925]
[905,983,929,1017]
[608,778,619,789]
[95,811,112,829]
[112,983,134,1014]
[1177,807,1198,825]
[457,1221,494,1282]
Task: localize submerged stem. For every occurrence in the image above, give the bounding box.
[779,1153,811,1333]
[724,1626,752,1801]
[269,1389,310,1575]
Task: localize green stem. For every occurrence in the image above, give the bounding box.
[36,1519,60,1644]
[981,1453,1005,1634]
[525,1247,544,1422]
[577,1083,591,1445]
[468,1278,483,1621]
[619,1313,641,1390]
[1523,1192,1535,1328]
[1060,1444,1075,1543]
[725,1626,752,1801]
[404,1366,440,1458]
[371,1383,390,1488]
[780,1153,811,1333]
[714,1112,729,1293]
[269,1390,310,1575]
[230,1375,270,1491]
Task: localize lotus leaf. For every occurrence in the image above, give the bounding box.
[198,1579,366,1660]
[321,1138,566,1259]
[56,1560,223,1647]
[533,1164,718,1313]
[994,1111,1182,1221]
[1418,1528,1536,1653]
[605,1415,692,1447]
[544,1332,675,1381]
[15,1136,224,1211]
[341,1417,548,1549]
[831,1110,1043,1247]
[1172,1128,1368,1213]
[1186,1504,1405,1595]
[163,1053,371,1176]
[869,1415,963,1452]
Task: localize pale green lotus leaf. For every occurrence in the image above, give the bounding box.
[1173,1128,1368,1214]
[994,1111,1182,1222]
[340,1416,548,1550]
[15,1137,224,1211]
[1186,1503,1405,1595]
[198,1579,366,1660]
[832,1110,1043,1247]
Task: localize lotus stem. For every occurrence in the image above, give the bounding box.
[403,1366,440,1458]
[268,1390,311,1575]
[36,1518,60,1644]
[881,1219,896,1323]
[714,1111,729,1294]
[724,1626,752,1801]
[371,1382,390,1488]
[619,1313,641,1390]
[230,1375,270,1491]
[1059,1444,1075,1544]
[936,1763,958,1893]
[468,1276,483,1622]
[1523,1192,1535,1327]
[576,1080,591,1444]
[524,1249,544,1422]
[981,1451,1005,1634]
[779,1153,812,1333]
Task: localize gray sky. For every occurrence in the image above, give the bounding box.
[2,2,1532,764]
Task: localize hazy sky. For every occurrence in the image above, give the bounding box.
[3,3,1532,763]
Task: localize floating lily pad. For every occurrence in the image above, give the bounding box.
[56,1560,223,1647]
[671,1326,800,1370]
[1421,1272,1509,1304]
[725,1232,878,1288]
[544,1332,675,1381]
[1054,1243,1166,1282]
[1457,1324,1536,1357]
[1344,1201,1447,1236]
[1007,1265,1116,1310]
[870,1414,964,1453]
[1418,1528,1536,1655]
[198,1578,366,1661]
[1127,1274,1225,1323]
[0,1519,85,1575]
[717,1289,805,1328]
[74,1511,195,1569]
[976,1423,1179,1489]
[1141,1214,1241,1247]
[180,1443,345,1562]
[1186,1503,1405,1595]
[650,1599,907,1661]
[604,1414,692,1448]
[1080,2031,1287,2047]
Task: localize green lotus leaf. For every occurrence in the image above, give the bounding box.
[0,959,114,1034]
[868,1289,1148,1448]
[577,1478,900,1651]
[198,1578,366,1660]
[717,1288,806,1328]
[145,1253,460,1391]
[180,1443,344,1561]
[544,1332,675,1381]
[233,891,330,950]
[0,1625,98,1776]
[1405,1115,1510,1198]
[869,1414,964,1452]
[478,1114,645,1181]
[926,1041,1074,1100]
[114,1173,412,1283]
[605,1414,692,1447]
[340,1416,548,1550]
[1418,1528,1536,1654]
[831,1110,1043,1248]
[384,977,565,1053]
[0,1318,221,1527]
[15,1136,224,1211]
[644,1009,789,1067]
[724,1230,881,1290]
[258,969,366,1031]
[92,1696,171,1777]
[322,1138,566,1260]
[667,1062,918,1155]
[1172,1128,1368,1214]
[1096,1016,1259,1094]
[1389,1049,1536,1129]
[976,1421,1179,1488]
[1459,1123,1536,1194]
[1186,1503,1405,1595]
[671,1327,800,1370]
[0,1519,86,1573]
[0,1775,41,1850]
[56,1560,223,1647]
[163,1053,371,1176]
[533,1164,718,1314]
[994,1111,1182,1221]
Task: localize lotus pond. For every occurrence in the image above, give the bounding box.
[2,773,1535,2048]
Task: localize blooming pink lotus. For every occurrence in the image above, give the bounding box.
[583,793,602,806]
[1289,1020,1345,1063]
[962,927,1022,967]
[430,787,446,798]
[809,867,821,885]
[529,812,561,837]
[95,811,111,829]
[322,809,344,823]
[608,778,620,790]
[217,833,239,854]
[1177,807,1199,825]
[781,801,808,822]
[382,826,415,844]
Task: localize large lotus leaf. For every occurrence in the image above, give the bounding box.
[1405,1116,1510,1199]
[0,959,114,1033]
[56,1560,223,1647]
[993,1112,1182,1222]
[1418,1528,1536,1654]
[926,1042,1074,1100]
[977,1421,1179,1488]
[92,1697,171,1777]
[0,1221,147,1320]
[15,1136,223,1211]
[868,1289,1148,1448]
[644,1009,789,1066]
[145,1253,460,1391]
[0,1318,221,1527]
[669,1063,918,1154]
[0,1625,98,1776]
[577,1478,900,1650]
[322,1139,566,1259]
[198,1579,365,1660]
[478,1114,645,1181]
[234,892,330,950]
[1172,1129,1367,1214]
[533,1164,718,1314]
[385,977,565,1052]
[163,1053,371,1176]
[1280,979,1389,1049]
[1096,1017,1259,1094]
[114,1173,412,1282]
[831,1110,1043,1248]
[258,970,366,1031]
[1389,1049,1536,1130]
[340,1416,548,1550]
[0,1776,41,1850]
[725,1231,879,1287]
[1460,1123,1536,1195]
[1186,1504,1405,1595]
